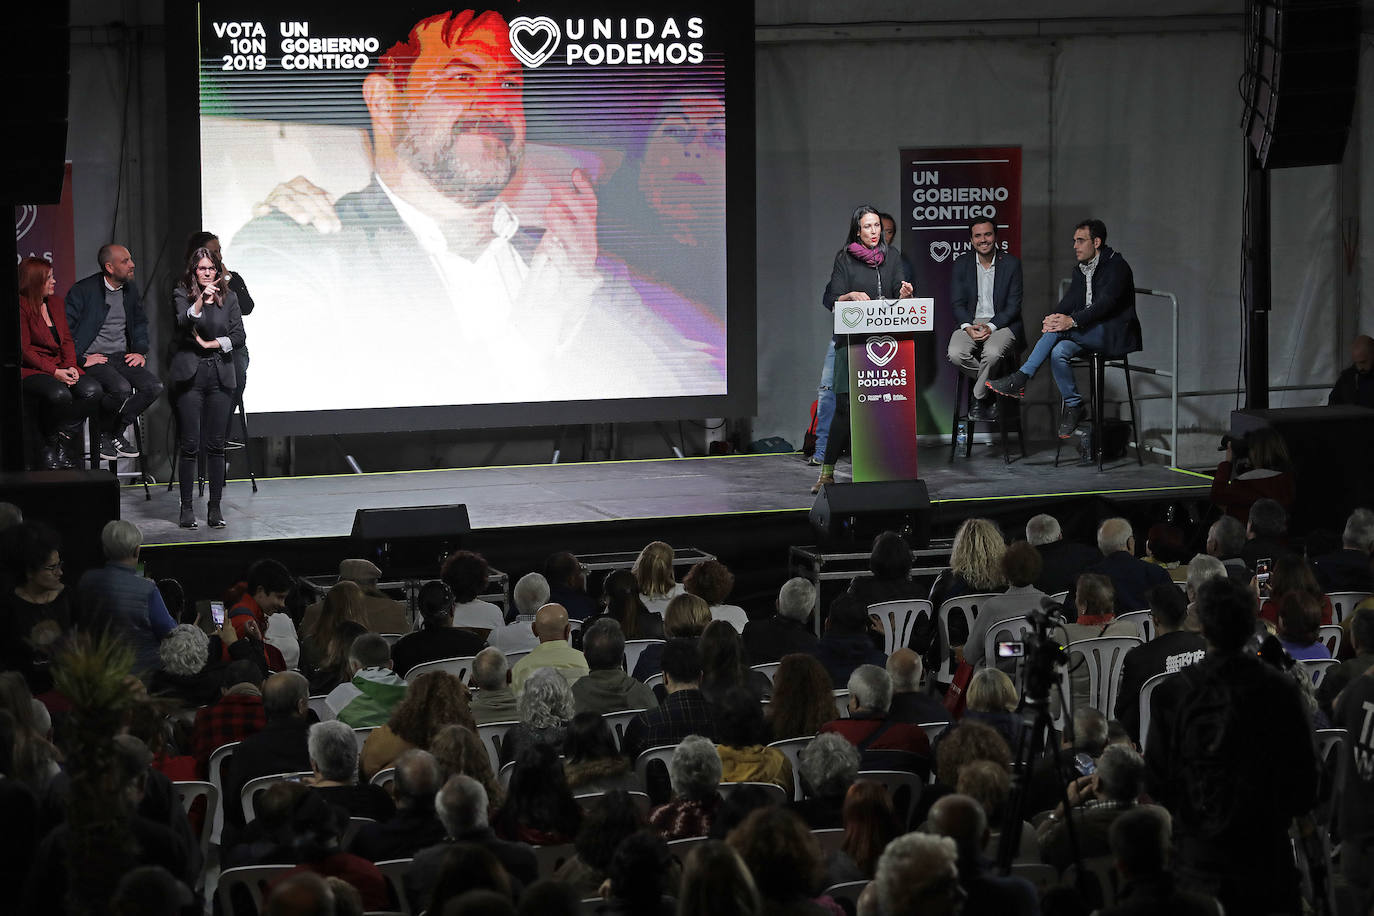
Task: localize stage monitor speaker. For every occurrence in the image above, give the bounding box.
[0,471,119,578]
[809,480,931,547]
[351,504,471,541]
[1243,0,1358,169]
[9,5,69,203]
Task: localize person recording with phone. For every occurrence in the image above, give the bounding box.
[170,246,245,530]
[812,205,914,494]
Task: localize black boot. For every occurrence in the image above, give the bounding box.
[179,500,198,529]
[39,438,63,470]
[207,500,225,529]
[53,430,79,469]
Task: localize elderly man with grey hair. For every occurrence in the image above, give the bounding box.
[1205,514,1251,584]
[500,666,574,764]
[1184,555,1228,632]
[75,519,176,674]
[222,670,313,832]
[304,719,396,822]
[792,733,859,828]
[469,647,518,724]
[864,832,965,916]
[742,576,820,664]
[1027,512,1100,597]
[151,620,261,707]
[408,774,538,907]
[819,664,932,778]
[571,618,658,715]
[1066,517,1171,613]
[1313,506,1374,592]
[1037,743,1155,872]
[886,648,951,725]
[646,733,723,840]
[487,572,551,656]
[351,749,447,861]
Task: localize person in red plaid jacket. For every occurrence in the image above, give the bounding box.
[190,658,267,776]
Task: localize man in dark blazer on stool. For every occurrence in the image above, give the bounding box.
[947,218,1024,422]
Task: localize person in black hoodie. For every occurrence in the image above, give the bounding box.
[815,594,885,688]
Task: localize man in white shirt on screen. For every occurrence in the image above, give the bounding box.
[231,8,720,410]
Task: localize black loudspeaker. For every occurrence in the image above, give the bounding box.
[1229,406,1374,534]
[1243,0,1358,169]
[809,480,931,547]
[0,471,119,578]
[351,505,471,541]
[9,5,69,203]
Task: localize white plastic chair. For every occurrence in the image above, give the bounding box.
[868,599,934,656]
[980,616,1034,676]
[623,639,665,675]
[750,662,782,685]
[172,780,218,870]
[1115,609,1155,642]
[1137,670,1177,755]
[207,740,240,847]
[936,593,998,684]
[1047,590,1070,605]
[308,695,335,722]
[812,827,845,854]
[1300,657,1340,690]
[718,781,788,804]
[403,654,477,685]
[370,766,396,790]
[601,708,648,751]
[856,769,923,828]
[476,720,520,773]
[833,689,852,719]
[241,771,314,822]
[644,672,666,689]
[1317,625,1343,657]
[342,816,375,848]
[633,745,678,795]
[533,842,577,878]
[374,857,415,915]
[498,759,516,790]
[215,864,294,915]
[1328,591,1373,625]
[1060,635,1143,719]
[574,790,651,818]
[505,649,532,669]
[765,735,814,801]
[353,726,374,752]
[1314,728,1349,836]
[823,881,870,908]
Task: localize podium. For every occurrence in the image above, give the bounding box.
[809,298,935,543]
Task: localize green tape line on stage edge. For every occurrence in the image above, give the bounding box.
[934,484,1208,504]
[249,451,795,482]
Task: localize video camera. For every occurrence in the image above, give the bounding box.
[998,597,1071,705]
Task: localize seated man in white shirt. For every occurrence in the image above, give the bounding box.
[486,572,549,655]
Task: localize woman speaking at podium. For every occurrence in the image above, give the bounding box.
[812,205,913,493]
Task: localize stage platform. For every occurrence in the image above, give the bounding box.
[126,445,1211,549]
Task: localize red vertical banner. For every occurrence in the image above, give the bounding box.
[898,147,1021,433]
[14,163,77,297]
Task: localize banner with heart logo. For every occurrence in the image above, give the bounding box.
[847,334,919,482]
[898,146,1022,436]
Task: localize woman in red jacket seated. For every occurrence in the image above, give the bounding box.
[17,257,103,468]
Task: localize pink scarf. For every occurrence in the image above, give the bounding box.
[847,242,885,268]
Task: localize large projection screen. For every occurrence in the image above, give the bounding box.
[192,1,754,436]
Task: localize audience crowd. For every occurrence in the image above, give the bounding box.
[1,493,1372,916]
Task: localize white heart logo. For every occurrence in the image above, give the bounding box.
[508,16,560,69]
[866,336,898,367]
[928,241,951,263]
[15,205,37,241]
[841,306,864,328]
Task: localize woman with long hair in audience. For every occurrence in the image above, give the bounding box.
[493,741,583,845]
[360,670,475,779]
[0,523,73,693]
[1276,592,1331,661]
[632,541,684,616]
[552,790,646,898]
[1260,555,1333,627]
[631,592,712,681]
[676,840,761,916]
[727,806,832,915]
[307,619,369,695]
[594,568,663,641]
[300,580,366,655]
[17,256,103,469]
[684,559,748,633]
[500,667,574,765]
[430,723,505,809]
[0,672,61,793]
[700,620,770,705]
[169,245,245,529]
[928,518,1007,667]
[714,687,792,793]
[825,779,901,886]
[767,653,836,741]
[563,711,634,793]
[1211,426,1296,525]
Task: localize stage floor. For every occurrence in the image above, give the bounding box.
[125,444,1211,548]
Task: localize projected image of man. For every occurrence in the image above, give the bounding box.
[231,9,721,410]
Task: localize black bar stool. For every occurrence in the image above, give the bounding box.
[1053,352,1145,471]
